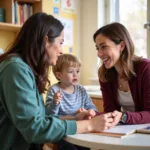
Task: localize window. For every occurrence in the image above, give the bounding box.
[107,0,147,57]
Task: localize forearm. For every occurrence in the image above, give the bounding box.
[126,111,150,124]
[60,116,92,134]
[61,112,114,134]
[60,115,76,120]
[76,120,92,133]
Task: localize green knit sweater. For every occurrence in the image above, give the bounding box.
[0,56,76,150]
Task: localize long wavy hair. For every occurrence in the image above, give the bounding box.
[0,12,64,93]
[93,22,141,82]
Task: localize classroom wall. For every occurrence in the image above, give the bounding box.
[79,0,106,85]
[79,0,98,85]
[0,31,16,52]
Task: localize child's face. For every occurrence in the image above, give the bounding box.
[58,66,80,86]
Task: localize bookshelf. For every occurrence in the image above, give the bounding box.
[0,0,42,32]
[0,22,21,31]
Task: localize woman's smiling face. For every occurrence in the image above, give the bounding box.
[95,34,123,69]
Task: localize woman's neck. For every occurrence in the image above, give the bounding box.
[115,62,123,77]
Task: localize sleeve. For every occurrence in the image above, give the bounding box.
[1,62,76,143]
[45,87,61,115]
[126,62,150,124]
[82,87,98,111]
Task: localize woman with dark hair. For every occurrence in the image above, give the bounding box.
[93,22,150,126]
[0,12,113,150]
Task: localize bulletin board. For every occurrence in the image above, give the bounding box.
[44,0,77,55]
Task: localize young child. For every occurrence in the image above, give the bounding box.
[46,53,97,117]
[45,54,97,150]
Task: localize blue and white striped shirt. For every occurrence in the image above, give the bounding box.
[46,83,97,116]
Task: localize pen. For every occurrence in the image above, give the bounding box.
[146,126,150,130]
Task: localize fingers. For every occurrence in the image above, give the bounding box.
[77,108,85,114]
[80,108,86,112]
[99,113,114,130]
[57,89,62,97]
[54,89,63,104]
[79,108,85,112]
[112,110,119,117]
[58,89,61,94]
[88,109,96,117]
[76,111,89,120]
[90,112,122,132]
[104,122,114,130]
[58,89,63,98]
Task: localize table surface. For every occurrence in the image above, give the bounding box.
[64,133,150,150]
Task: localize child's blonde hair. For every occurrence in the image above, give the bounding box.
[52,54,81,80]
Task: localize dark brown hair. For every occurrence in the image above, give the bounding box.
[0,12,64,93]
[93,22,141,82]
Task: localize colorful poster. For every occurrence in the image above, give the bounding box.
[61,0,76,13]
[53,0,60,5]
[53,7,59,15]
[57,17,73,46]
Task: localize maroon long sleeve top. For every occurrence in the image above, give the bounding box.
[100,58,150,124]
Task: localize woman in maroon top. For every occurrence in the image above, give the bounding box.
[93,22,150,125]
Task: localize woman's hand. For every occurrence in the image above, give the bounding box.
[77,108,96,119]
[76,112,114,133]
[75,110,96,120]
[77,108,86,113]
[111,110,122,127]
[90,113,114,131]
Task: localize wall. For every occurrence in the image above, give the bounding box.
[79,0,106,85]
[79,0,98,85]
[0,31,16,52]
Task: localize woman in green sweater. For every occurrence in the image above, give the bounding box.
[0,12,113,150]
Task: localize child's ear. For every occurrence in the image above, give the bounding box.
[55,72,61,80]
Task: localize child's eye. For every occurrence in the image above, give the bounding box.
[68,71,73,73]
